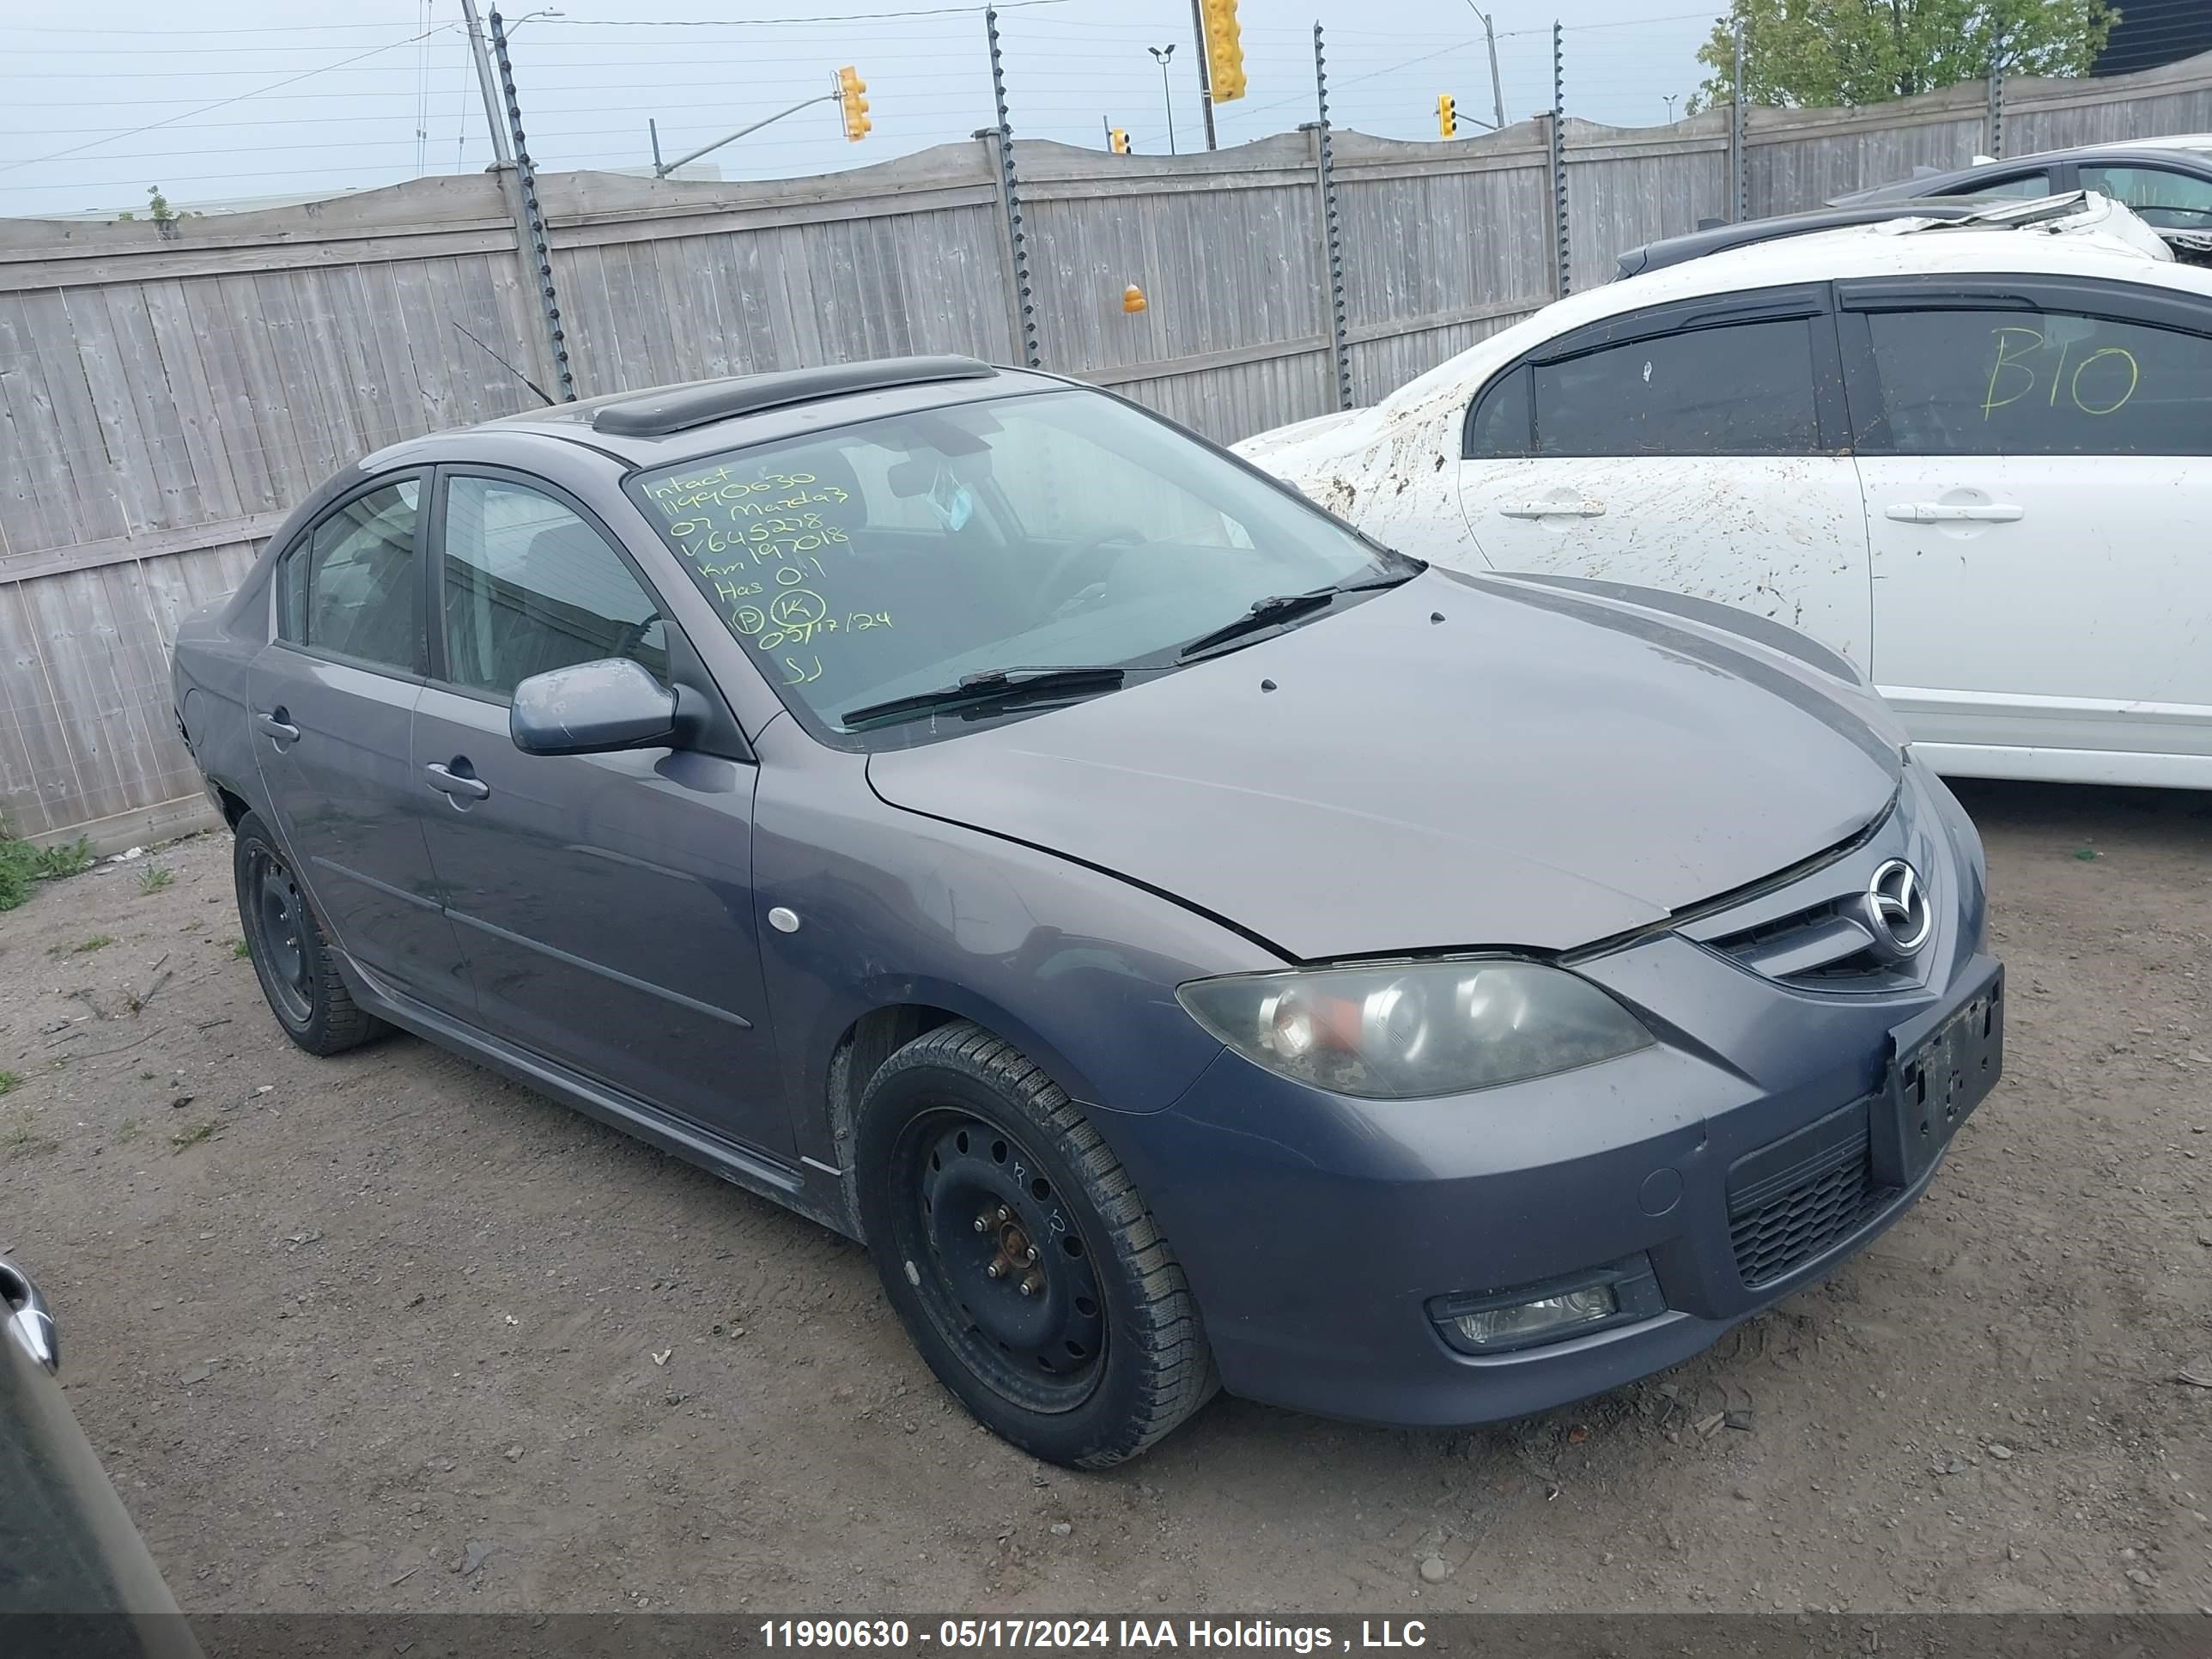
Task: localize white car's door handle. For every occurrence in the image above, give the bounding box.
[1884,502,2025,524]
[1499,501,1607,519]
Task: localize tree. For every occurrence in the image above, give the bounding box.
[1693,0,2118,108]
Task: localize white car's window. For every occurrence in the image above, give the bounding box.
[277,478,422,673]
[1530,319,1820,456]
[1863,308,2212,455]
[439,476,669,698]
[2077,165,2212,228]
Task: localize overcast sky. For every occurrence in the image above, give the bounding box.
[0,1,1717,218]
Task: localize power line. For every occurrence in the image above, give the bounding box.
[0,24,457,178]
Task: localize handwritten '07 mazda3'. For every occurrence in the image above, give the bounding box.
[169,356,2003,1467]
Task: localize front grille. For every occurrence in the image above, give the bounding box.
[1706,898,1911,990]
[1727,1103,1893,1288]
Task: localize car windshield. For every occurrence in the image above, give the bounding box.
[627,387,1413,747]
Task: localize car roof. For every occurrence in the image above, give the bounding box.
[1616,199,1988,277]
[368,357,1074,473]
[1837,137,2212,202]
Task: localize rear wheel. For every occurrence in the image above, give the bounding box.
[232,811,384,1056]
[854,1021,1217,1468]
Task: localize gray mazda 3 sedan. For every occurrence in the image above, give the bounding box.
[171,356,2002,1468]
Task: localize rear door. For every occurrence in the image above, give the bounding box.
[408,466,788,1156]
[1840,276,2212,775]
[246,472,465,1006]
[1455,288,1875,668]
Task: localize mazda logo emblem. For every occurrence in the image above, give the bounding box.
[1865,859,1932,957]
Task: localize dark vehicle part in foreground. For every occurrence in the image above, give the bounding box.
[171,356,2003,1467]
[1,1257,202,1656]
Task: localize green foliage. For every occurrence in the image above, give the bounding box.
[72,934,114,955]
[0,821,95,911]
[0,1072,20,1098]
[1693,0,2117,108]
[137,864,175,895]
[232,938,252,960]
[36,838,94,879]
[171,1119,221,1152]
[146,185,175,226]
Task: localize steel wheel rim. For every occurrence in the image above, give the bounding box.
[893,1108,1107,1413]
[247,848,313,1024]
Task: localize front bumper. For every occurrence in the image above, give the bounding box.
[1094,766,2000,1428]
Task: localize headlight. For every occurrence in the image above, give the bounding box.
[1176,959,1653,1100]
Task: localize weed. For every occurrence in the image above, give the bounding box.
[0,1071,20,1097]
[138,1069,156,1082]
[35,837,94,880]
[116,1117,140,1143]
[137,864,175,895]
[170,1119,221,1152]
[231,938,251,960]
[72,934,114,955]
[3,1108,57,1160]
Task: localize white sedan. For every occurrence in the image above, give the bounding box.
[1235,198,2212,790]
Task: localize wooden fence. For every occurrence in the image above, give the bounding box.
[3,49,2210,846]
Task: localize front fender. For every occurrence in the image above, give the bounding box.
[748,722,1280,1169]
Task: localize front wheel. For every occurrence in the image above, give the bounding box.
[854,1022,1217,1468]
[232,810,386,1056]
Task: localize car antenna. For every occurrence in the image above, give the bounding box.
[451,321,555,407]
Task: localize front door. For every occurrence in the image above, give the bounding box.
[1841,282,2212,774]
[1455,296,1874,669]
[409,469,787,1156]
[246,473,465,1006]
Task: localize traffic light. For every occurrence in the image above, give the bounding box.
[1199,0,1245,101]
[1109,127,1131,154]
[1437,93,1456,138]
[836,66,871,142]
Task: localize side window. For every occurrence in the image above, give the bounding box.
[1861,307,2212,456]
[2078,165,2212,228]
[438,476,670,699]
[1463,367,1533,459]
[1948,169,2051,199]
[1530,317,1820,457]
[276,478,422,672]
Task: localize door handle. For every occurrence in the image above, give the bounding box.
[1884,502,2025,524]
[253,709,301,744]
[422,762,489,802]
[0,1256,58,1374]
[1499,500,1607,519]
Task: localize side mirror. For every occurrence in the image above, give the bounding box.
[510,659,678,757]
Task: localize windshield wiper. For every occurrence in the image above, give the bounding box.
[842,665,1127,729]
[1176,569,1417,660]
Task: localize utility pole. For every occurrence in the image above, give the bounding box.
[1476,9,1506,134]
[1149,44,1178,155]
[1187,0,1218,150]
[459,0,514,166]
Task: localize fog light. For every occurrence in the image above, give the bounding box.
[1450,1285,1617,1349]
[1429,1253,1666,1356]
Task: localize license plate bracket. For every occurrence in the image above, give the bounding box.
[1872,962,2004,1189]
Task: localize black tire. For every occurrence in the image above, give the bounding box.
[232,810,385,1057]
[854,1020,1218,1469]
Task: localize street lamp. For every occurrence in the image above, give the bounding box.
[1662,94,1679,123]
[1149,44,1177,155]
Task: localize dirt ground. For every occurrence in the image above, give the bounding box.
[2,780,2208,1618]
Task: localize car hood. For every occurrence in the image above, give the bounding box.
[865,570,1903,961]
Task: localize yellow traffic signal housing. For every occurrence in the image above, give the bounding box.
[837,65,872,142]
[1109,127,1131,155]
[1437,93,1456,138]
[1200,0,1245,101]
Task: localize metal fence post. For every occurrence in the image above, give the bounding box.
[1987,40,2006,157]
[1549,22,1570,297]
[489,9,575,400]
[983,6,1042,369]
[1311,27,1353,410]
[1731,14,1749,221]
